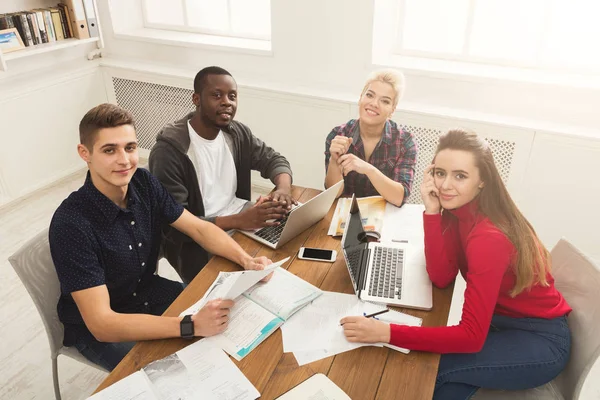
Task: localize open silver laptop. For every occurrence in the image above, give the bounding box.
[239,180,344,249]
[341,195,432,310]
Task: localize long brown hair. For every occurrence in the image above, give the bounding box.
[435,129,550,296]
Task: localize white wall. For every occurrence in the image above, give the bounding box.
[101,0,600,131]
[0,68,107,206]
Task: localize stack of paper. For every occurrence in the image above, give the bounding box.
[281,292,422,366]
[88,339,260,400]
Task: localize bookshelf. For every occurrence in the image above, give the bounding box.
[0,0,101,71]
[4,36,98,60]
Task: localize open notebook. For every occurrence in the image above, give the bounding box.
[276,374,350,400]
[181,258,323,360]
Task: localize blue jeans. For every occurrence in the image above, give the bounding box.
[434,314,571,400]
[72,282,185,371]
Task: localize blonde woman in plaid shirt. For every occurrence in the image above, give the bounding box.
[324,69,417,207]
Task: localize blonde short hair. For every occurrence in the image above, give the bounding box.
[360,69,405,108]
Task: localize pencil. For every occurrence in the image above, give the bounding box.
[364,309,389,319]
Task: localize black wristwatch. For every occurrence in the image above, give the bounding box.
[180,315,194,339]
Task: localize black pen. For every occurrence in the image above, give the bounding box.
[363,309,389,319]
[340,309,390,326]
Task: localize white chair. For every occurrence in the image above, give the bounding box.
[9,228,107,400]
[474,238,600,400]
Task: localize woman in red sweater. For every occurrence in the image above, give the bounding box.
[340,129,571,399]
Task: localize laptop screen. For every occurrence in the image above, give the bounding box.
[341,196,367,287]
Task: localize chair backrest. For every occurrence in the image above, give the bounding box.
[550,238,600,400]
[8,228,64,357]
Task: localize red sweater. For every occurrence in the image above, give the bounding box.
[389,200,571,353]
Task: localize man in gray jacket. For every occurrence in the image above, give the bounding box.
[149,66,294,283]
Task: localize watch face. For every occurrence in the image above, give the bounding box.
[181,315,194,338]
[181,323,194,337]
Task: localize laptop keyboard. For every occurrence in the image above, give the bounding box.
[368,247,403,299]
[255,216,288,244]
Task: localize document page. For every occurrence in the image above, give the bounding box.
[243,267,322,320]
[177,339,260,400]
[204,295,284,361]
[380,203,425,244]
[179,258,286,317]
[87,371,158,400]
[276,373,350,400]
[143,354,194,400]
[281,292,385,354]
[226,257,288,301]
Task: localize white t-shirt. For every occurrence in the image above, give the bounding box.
[187,121,247,218]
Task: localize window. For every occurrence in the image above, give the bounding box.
[376,0,600,73]
[142,0,271,40]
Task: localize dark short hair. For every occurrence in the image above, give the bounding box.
[193,66,233,94]
[79,103,135,151]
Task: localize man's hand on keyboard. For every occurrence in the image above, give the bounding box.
[242,255,274,282]
[236,197,288,230]
[271,186,298,210]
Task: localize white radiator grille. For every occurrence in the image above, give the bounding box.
[112,78,194,150]
[400,124,516,204]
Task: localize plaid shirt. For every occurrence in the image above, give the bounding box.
[325,119,417,203]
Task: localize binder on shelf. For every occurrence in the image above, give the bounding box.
[82,0,98,38]
[61,0,89,39]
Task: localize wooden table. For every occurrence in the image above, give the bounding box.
[94,186,454,400]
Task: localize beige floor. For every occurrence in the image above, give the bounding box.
[0,168,269,400]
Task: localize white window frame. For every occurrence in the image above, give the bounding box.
[141,0,271,41]
[388,0,598,75]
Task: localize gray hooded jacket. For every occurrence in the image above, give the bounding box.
[149,112,292,282]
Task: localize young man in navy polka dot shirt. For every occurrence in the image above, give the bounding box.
[49,103,273,371]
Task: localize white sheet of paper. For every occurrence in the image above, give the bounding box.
[204,296,283,361]
[87,371,158,400]
[243,267,322,320]
[293,347,356,366]
[380,203,425,244]
[281,292,385,353]
[179,258,287,317]
[177,339,260,400]
[226,257,288,300]
[143,353,194,400]
[276,373,350,400]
